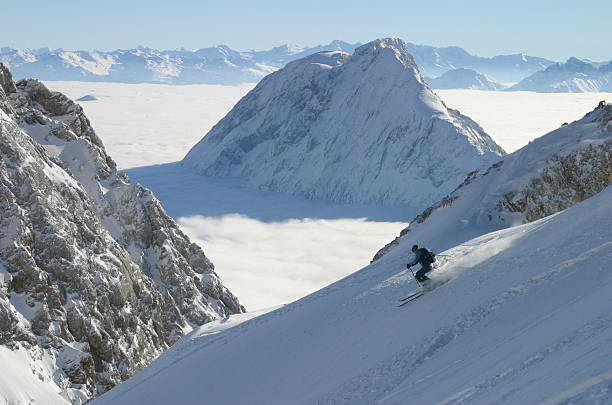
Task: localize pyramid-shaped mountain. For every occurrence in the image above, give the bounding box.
[182,38,505,207]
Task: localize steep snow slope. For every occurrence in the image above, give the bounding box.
[428,68,506,91]
[374,101,612,260]
[183,38,505,207]
[509,58,612,93]
[94,183,612,405]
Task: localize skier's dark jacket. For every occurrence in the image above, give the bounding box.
[407,248,431,268]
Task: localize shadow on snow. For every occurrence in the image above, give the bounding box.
[124,162,419,223]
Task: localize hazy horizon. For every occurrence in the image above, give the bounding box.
[3,0,611,61]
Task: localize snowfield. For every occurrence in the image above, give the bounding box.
[94,185,612,405]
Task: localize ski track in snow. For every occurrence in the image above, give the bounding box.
[315,226,612,404]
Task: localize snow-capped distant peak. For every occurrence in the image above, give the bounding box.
[353,38,420,71]
[428,68,507,90]
[509,57,612,92]
[59,51,116,75]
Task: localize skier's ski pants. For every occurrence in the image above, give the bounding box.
[415,264,432,282]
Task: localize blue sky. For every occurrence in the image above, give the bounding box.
[2,0,610,61]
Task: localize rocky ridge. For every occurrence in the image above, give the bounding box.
[183,38,505,207]
[373,101,612,261]
[0,63,243,404]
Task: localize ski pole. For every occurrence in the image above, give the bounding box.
[409,266,421,287]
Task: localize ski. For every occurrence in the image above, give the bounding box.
[397,292,424,306]
[399,291,422,301]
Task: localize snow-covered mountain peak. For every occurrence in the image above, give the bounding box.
[352,38,420,70]
[183,38,504,206]
[562,56,594,72]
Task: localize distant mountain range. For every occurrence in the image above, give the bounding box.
[508,57,612,92]
[403,44,554,83]
[2,42,609,92]
[427,68,507,90]
[0,41,358,85]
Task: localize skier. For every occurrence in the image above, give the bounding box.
[406,244,434,284]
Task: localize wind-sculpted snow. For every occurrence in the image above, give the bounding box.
[373,101,612,262]
[93,182,612,404]
[183,38,505,206]
[0,63,243,404]
[509,57,612,92]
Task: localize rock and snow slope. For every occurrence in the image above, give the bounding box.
[428,68,507,91]
[374,101,612,260]
[0,63,243,404]
[509,57,612,93]
[93,182,612,404]
[183,38,505,207]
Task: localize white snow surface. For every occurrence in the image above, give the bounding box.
[93,184,612,405]
[183,38,505,206]
[0,345,87,405]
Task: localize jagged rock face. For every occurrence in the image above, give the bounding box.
[183,38,505,207]
[0,62,244,403]
[373,101,612,262]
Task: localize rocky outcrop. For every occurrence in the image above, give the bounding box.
[0,62,244,404]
